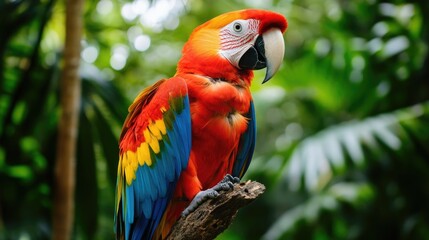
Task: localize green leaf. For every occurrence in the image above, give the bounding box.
[92,101,120,188]
[283,102,429,192]
[75,105,98,239]
[263,183,374,240]
[6,165,33,180]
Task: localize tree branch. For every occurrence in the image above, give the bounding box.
[167,181,265,240]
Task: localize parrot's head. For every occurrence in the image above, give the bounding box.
[177,9,288,84]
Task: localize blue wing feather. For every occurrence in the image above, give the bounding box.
[232,100,256,178]
[114,78,191,240]
[128,96,191,240]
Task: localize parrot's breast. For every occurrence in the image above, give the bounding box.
[182,74,252,188]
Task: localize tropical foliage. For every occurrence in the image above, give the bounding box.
[0,0,428,239]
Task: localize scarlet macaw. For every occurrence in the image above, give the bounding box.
[115,9,287,240]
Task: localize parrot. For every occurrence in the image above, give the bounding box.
[114,9,287,240]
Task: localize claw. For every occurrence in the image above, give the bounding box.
[181,174,241,217]
[181,189,219,217]
[221,174,240,184]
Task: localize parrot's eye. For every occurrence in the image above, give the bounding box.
[221,19,258,40]
[233,22,243,33]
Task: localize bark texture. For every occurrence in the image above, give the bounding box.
[167,181,265,240]
[52,0,83,239]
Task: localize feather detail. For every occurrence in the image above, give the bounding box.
[232,100,256,178]
[114,77,192,240]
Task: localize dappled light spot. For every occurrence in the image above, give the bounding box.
[327,1,342,21]
[127,26,142,42]
[372,21,389,37]
[351,38,366,51]
[110,45,129,70]
[376,81,390,97]
[163,17,180,30]
[314,38,331,57]
[275,122,304,151]
[397,4,414,24]
[349,70,363,83]
[121,3,138,22]
[132,0,150,16]
[138,0,187,31]
[379,3,415,25]
[382,36,409,58]
[350,55,365,83]
[244,0,270,8]
[145,44,182,66]
[352,55,365,70]
[379,3,396,17]
[96,0,113,15]
[367,38,383,54]
[275,134,290,151]
[285,122,304,141]
[254,86,286,104]
[81,46,98,63]
[134,35,151,52]
[110,54,126,71]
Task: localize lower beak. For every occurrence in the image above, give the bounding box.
[238,28,285,83]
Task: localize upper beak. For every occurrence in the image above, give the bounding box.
[238,28,285,83]
[261,28,285,83]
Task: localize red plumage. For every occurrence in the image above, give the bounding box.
[115,9,287,240]
[159,73,253,236]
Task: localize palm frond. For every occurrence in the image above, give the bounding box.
[283,101,429,192]
[263,182,374,240]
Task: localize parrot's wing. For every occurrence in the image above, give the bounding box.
[114,77,191,240]
[232,100,256,178]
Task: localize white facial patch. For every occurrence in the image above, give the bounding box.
[219,19,260,68]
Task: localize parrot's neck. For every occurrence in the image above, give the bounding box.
[176,51,254,85]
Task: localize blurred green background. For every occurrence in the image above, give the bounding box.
[1,0,429,239]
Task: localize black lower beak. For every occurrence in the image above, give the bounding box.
[238,35,266,70]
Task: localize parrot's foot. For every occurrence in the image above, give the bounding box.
[181,174,240,217]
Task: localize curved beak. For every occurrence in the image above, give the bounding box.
[261,28,285,83]
[238,28,285,83]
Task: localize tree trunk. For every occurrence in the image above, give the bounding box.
[52,0,84,239]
